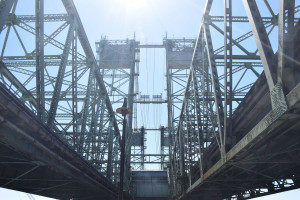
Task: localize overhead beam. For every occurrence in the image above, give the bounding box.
[243,0,277,91]
[0,0,15,33]
[16,14,69,22]
[138,44,165,48]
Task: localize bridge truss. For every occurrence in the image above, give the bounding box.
[0,0,300,200]
[0,0,121,199]
[170,0,300,199]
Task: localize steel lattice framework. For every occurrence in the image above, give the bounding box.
[95,38,140,191]
[169,0,300,199]
[1,0,300,200]
[0,0,121,186]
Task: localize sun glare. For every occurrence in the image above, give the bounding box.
[119,0,149,12]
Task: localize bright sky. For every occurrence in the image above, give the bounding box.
[73,0,204,46]
[1,0,300,199]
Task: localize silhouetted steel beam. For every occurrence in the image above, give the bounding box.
[278,0,296,92]
[243,0,277,91]
[35,0,45,121]
[17,14,69,22]
[138,44,165,48]
[0,0,15,34]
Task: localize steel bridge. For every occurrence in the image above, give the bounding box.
[0,0,300,199]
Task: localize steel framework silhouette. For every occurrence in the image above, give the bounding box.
[0,0,300,200]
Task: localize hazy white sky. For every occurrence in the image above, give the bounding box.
[1,0,300,199]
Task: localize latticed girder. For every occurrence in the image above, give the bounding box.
[164,38,196,145]
[96,38,140,192]
[170,0,300,199]
[0,0,121,186]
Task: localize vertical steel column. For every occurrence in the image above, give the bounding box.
[165,41,174,161]
[160,126,165,170]
[112,132,121,185]
[165,40,175,195]
[165,40,174,141]
[124,40,136,191]
[0,0,14,34]
[278,0,295,92]
[98,113,112,171]
[141,126,145,170]
[178,121,185,177]
[192,68,204,177]
[184,98,192,187]
[134,43,140,130]
[72,27,78,146]
[224,0,233,149]
[109,69,115,95]
[35,0,45,121]
[127,41,136,133]
[119,115,127,200]
[107,118,114,179]
[117,98,130,200]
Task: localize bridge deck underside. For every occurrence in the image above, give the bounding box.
[186,100,300,199]
[0,83,117,200]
